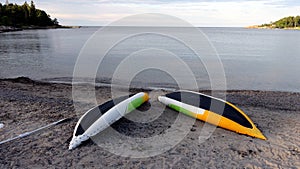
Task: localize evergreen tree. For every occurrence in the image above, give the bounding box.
[0,1,60,27]
[260,15,300,29]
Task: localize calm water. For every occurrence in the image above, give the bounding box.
[0,27,299,92]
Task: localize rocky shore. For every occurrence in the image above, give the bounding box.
[0,25,78,33]
[0,26,22,33]
[246,25,300,30]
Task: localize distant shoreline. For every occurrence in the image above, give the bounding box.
[246,25,300,30]
[0,25,81,33]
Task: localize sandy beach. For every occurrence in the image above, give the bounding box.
[0,77,299,168]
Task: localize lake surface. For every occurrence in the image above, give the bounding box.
[0,27,299,92]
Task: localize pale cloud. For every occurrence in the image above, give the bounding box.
[7,0,300,26]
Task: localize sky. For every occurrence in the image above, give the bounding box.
[6,0,300,26]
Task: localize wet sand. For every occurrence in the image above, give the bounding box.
[0,77,299,168]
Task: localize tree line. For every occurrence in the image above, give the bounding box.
[0,1,59,27]
[262,16,300,29]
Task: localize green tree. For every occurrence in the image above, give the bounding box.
[52,18,59,25]
[295,16,300,27]
[0,1,60,27]
[0,3,2,15]
[287,16,294,27]
[22,2,30,22]
[270,16,300,28]
[29,0,36,25]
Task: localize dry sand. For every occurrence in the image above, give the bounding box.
[0,77,299,168]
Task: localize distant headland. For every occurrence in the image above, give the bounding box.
[0,1,73,32]
[247,16,300,30]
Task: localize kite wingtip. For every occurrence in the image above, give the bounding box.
[252,127,267,140]
[143,92,149,102]
[68,137,78,150]
[68,135,89,150]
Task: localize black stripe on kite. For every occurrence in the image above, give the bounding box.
[75,94,134,136]
[165,91,253,128]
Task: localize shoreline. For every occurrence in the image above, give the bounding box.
[0,77,299,168]
[0,25,80,33]
[246,25,300,30]
[4,76,300,94]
